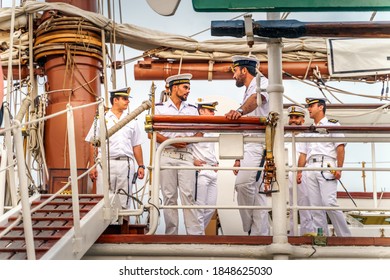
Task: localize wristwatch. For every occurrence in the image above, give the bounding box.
[138,165,146,169]
[236,108,244,115]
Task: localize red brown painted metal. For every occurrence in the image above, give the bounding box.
[152,115,267,124]
[41,0,101,193]
[305,21,390,38]
[46,0,97,11]
[337,191,390,199]
[0,63,3,107]
[96,234,390,247]
[134,58,330,80]
[149,115,390,133]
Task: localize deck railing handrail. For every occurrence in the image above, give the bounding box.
[0,97,150,259]
[148,133,390,236]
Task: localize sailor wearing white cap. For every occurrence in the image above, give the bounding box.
[85,87,145,211]
[285,105,314,236]
[287,105,305,117]
[192,98,219,233]
[225,55,270,236]
[196,99,218,111]
[297,98,351,236]
[153,73,203,235]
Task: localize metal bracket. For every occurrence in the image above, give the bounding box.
[244,14,254,48]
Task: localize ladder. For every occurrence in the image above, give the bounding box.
[0,194,118,260]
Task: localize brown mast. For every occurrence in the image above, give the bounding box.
[39,0,102,193]
[134,58,330,81]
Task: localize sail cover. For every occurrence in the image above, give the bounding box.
[327,38,390,77]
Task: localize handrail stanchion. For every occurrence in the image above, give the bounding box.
[371,143,378,208]
[291,133,299,236]
[3,103,18,206]
[267,11,290,260]
[66,105,82,253]
[98,100,111,216]
[147,131,160,235]
[13,120,36,260]
[0,148,8,215]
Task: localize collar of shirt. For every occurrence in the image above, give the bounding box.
[167,97,188,111]
[315,116,328,126]
[244,76,269,104]
[106,109,126,121]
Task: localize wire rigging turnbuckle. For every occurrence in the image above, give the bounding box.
[260,112,279,194]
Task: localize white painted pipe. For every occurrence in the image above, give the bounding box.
[3,104,17,207]
[97,100,111,216]
[66,105,82,253]
[13,120,36,260]
[0,148,8,215]
[85,243,390,259]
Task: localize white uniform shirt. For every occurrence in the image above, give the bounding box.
[285,132,303,167]
[85,109,143,159]
[192,133,218,165]
[243,76,269,117]
[297,116,346,160]
[155,98,199,149]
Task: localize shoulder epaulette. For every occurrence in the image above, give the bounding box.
[328,119,339,123]
[189,104,197,108]
[155,103,163,106]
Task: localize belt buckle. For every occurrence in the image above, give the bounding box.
[179,153,184,160]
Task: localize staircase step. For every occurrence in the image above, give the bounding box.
[0,194,105,260]
[33,209,90,213]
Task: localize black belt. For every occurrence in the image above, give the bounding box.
[110,156,129,161]
[309,156,335,163]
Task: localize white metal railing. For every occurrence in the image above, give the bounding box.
[147,132,390,236]
[0,94,153,259]
[0,98,113,259]
[148,136,274,234]
[2,93,390,258]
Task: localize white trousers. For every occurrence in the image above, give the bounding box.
[160,155,203,235]
[195,169,218,234]
[288,172,314,235]
[306,160,351,237]
[235,143,270,236]
[96,159,134,209]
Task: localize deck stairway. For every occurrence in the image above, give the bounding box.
[0,194,119,260]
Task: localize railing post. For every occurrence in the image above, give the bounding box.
[290,133,299,236]
[147,131,160,235]
[267,12,290,260]
[371,143,378,208]
[97,100,111,217]
[66,104,82,253]
[3,103,18,206]
[12,120,36,260]
[0,148,7,215]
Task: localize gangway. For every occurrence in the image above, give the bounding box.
[0,194,120,260]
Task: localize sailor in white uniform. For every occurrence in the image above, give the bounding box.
[285,105,314,235]
[225,55,270,236]
[297,98,351,237]
[192,99,219,234]
[154,73,203,235]
[86,87,145,209]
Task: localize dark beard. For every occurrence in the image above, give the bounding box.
[235,80,244,87]
[179,95,187,101]
[235,74,245,87]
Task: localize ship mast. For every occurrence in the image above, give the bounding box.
[39,0,102,193]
